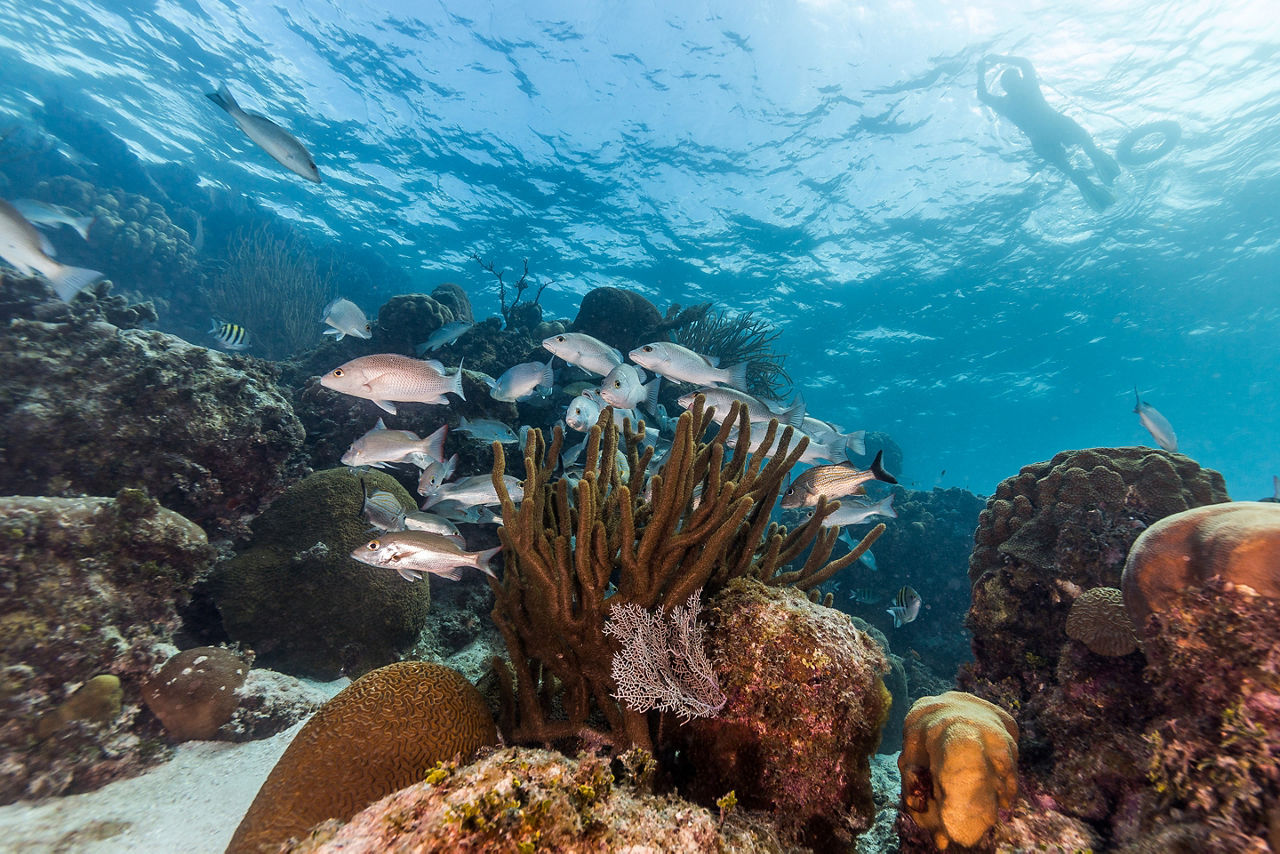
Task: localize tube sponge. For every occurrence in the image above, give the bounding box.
[898,691,1019,850]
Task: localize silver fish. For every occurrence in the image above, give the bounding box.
[565,394,602,433]
[807,493,897,528]
[628,342,747,389]
[11,199,95,241]
[542,332,623,377]
[488,360,555,402]
[341,419,447,468]
[1133,386,1177,452]
[402,511,463,541]
[351,531,500,581]
[887,585,922,628]
[849,588,880,604]
[781,451,897,509]
[209,319,249,351]
[457,415,518,444]
[678,387,803,428]
[600,364,661,412]
[322,298,372,341]
[427,500,503,525]
[422,475,523,511]
[725,425,846,465]
[417,320,474,353]
[320,354,464,414]
[0,199,102,301]
[416,454,459,496]
[206,82,320,183]
[802,416,866,457]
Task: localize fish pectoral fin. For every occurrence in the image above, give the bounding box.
[437,565,466,581]
[396,567,422,582]
[373,400,398,414]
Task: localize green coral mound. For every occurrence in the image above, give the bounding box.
[211,468,427,679]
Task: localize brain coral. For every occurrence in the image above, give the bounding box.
[671,578,890,850]
[1065,587,1139,657]
[1122,501,1280,630]
[898,690,1019,850]
[227,661,497,854]
[142,647,248,741]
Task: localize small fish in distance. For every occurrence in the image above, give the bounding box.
[887,585,922,628]
[320,354,465,414]
[457,415,519,444]
[322,298,371,341]
[206,82,320,183]
[0,199,103,302]
[417,320,474,354]
[628,341,747,389]
[1133,386,1178,452]
[11,199,95,241]
[209,319,250,351]
[780,450,898,509]
[351,531,500,582]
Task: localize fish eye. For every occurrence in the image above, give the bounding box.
[333,368,344,377]
[643,345,653,352]
[364,323,371,330]
[785,486,794,495]
[366,540,379,550]
[614,380,622,388]
[556,335,565,342]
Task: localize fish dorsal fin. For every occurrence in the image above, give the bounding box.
[374,417,387,431]
[422,358,446,373]
[703,354,720,367]
[38,231,57,258]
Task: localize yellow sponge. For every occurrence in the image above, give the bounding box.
[898,690,1019,849]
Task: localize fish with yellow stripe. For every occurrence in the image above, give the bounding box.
[779,450,897,509]
[209,319,250,351]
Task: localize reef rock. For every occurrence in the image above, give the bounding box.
[570,286,665,354]
[230,662,496,854]
[370,292,456,355]
[287,747,785,854]
[210,468,430,679]
[0,279,307,540]
[672,578,890,850]
[0,493,212,803]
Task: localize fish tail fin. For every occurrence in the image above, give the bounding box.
[72,216,96,242]
[844,430,867,457]
[475,546,502,578]
[879,493,897,519]
[48,264,103,302]
[452,359,466,401]
[208,318,221,334]
[1133,384,1141,413]
[724,363,749,390]
[887,607,903,628]
[642,377,662,414]
[782,395,807,429]
[870,449,898,485]
[206,82,239,113]
[422,424,448,461]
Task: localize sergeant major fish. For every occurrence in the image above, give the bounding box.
[0,198,103,302]
[351,531,500,581]
[321,354,465,414]
[209,319,250,351]
[629,342,747,389]
[1133,385,1178,452]
[206,82,321,183]
[780,450,898,509]
[322,298,371,341]
[887,585,922,628]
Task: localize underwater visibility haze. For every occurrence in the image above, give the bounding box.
[2,0,1280,852]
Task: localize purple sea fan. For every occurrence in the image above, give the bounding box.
[604,589,727,722]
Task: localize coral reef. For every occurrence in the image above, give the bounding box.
[141,646,248,741]
[570,286,666,355]
[1122,501,1280,627]
[210,468,430,680]
[489,398,884,753]
[219,668,338,742]
[1065,586,1138,657]
[672,578,891,849]
[897,691,1019,851]
[228,661,497,854]
[287,746,786,853]
[0,276,308,540]
[471,253,553,333]
[0,493,212,803]
[369,291,457,356]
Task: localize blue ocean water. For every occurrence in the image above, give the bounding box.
[1,0,1277,497]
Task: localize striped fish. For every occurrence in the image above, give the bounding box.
[361,482,407,532]
[779,450,897,509]
[209,319,250,351]
[887,585,922,628]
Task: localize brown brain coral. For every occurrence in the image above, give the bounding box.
[227,661,497,854]
[1065,587,1139,657]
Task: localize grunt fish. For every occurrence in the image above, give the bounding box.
[11,199,95,241]
[0,198,103,301]
[1133,386,1178,452]
[341,419,447,468]
[807,493,897,528]
[542,332,624,377]
[351,531,500,581]
[209,319,250,351]
[320,354,465,414]
[802,416,866,457]
[628,341,747,389]
[417,320,474,353]
[360,482,409,532]
[887,585,922,628]
[322,298,371,341]
[416,454,458,496]
[206,82,321,183]
[565,393,602,433]
[421,475,522,511]
[679,387,803,428]
[402,511,463,542]
[601,364,661,413]
[780,450,898,509]
[487,359,555,402]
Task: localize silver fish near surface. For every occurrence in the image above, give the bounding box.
[11,199,96,241]
[209,319,250,351]
[780,451,898,509]
[887,585,922,628]
[0,198,103,301]
[1133,386,1178,452]
[341,419,447,468]
[320,354,465,414]
[628,341,747,389]
[807,493,897,527]
[322,298,372,341]
[206,82,321,183]
[600,364,661,413]
[678,387,803,428]
[351,531,500,581]
[542,332,624,377]
[457,415,518,444]
[417,321,475,353]
[487,360,555,402]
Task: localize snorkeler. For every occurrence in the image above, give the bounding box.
[977,55,1121,211]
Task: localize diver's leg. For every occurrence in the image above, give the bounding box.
[1034,140,1113,210]
[1058,114,1120,183]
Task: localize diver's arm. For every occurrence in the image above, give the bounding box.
[976,56,998,105]
[1003,55,1038,87]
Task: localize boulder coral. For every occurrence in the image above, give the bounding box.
[285,747,786,853]
[142,646,248,741]
[897,691,1019,850]
[211,468,429,680]
[228,661,497,854]
[672,578,891,850]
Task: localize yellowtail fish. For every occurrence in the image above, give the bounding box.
[322,297,371,341]
[209,319,250,351]
[341,419,447,468]
[320,354,464,414]
[487,359,555,402]
[350,531,500,581]
[0,198,103,301]
[417,320,474,354]
[1133,386,1177,452]
[887,585,922,628]
[11,199,96,241]
[206,82,320,183]
[780,450,898,509]
[542,332,623,377]
[628,341,747,389]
